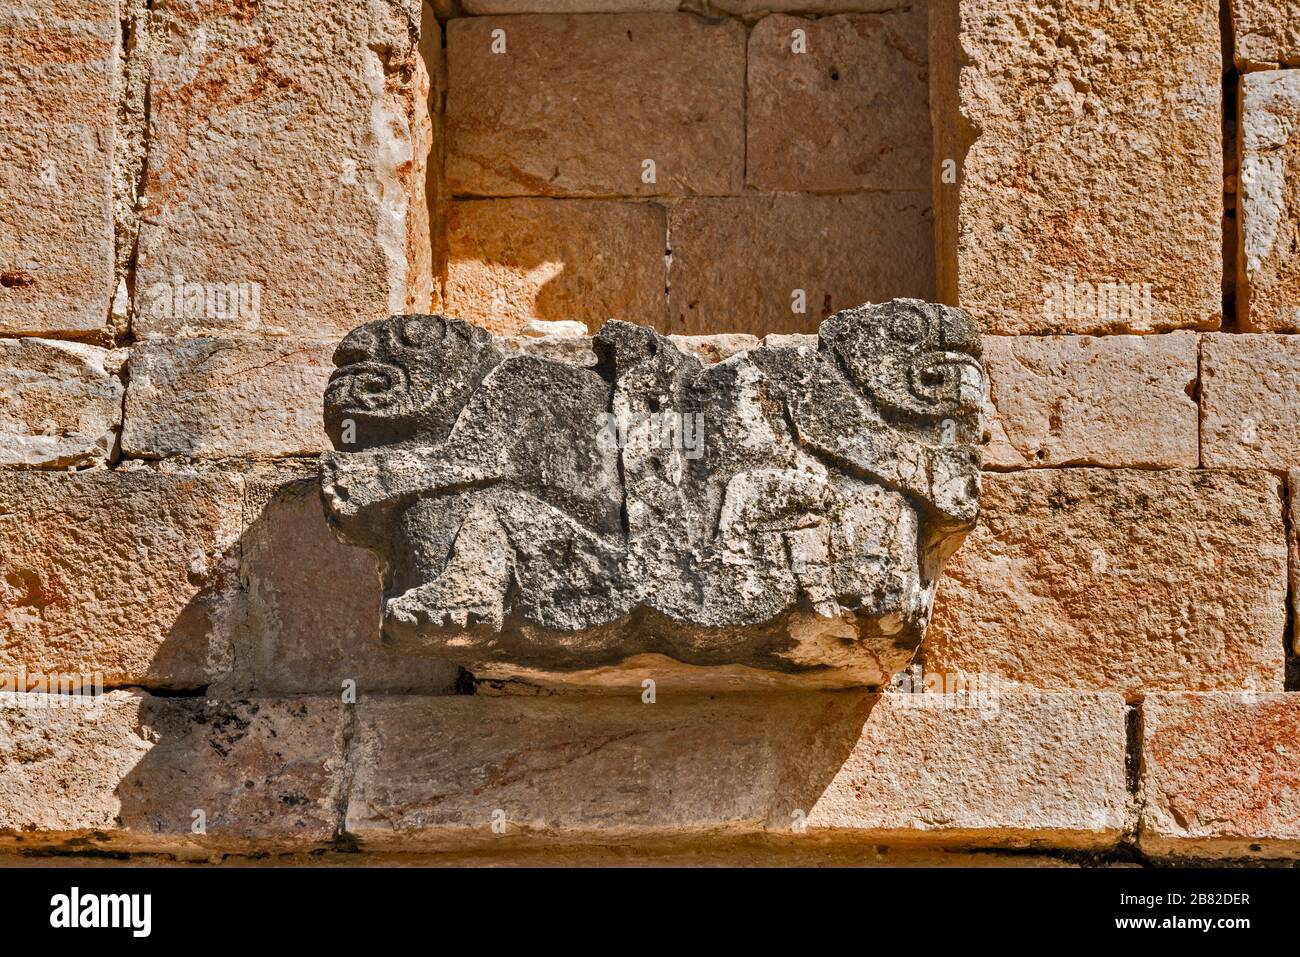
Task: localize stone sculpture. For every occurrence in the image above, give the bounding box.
[320,299,985,688]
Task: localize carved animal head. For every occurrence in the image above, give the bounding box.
[324,314,502,450]
[819,299,985,428]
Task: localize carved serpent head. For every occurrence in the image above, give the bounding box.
[324,314,502,450]
[820,299,984,430]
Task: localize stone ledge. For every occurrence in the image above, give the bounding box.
[346,690,1127,852]
[0,690,1126,855]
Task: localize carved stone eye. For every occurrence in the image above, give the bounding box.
[398,315,439,349]
[888,305,926,343]
[327,362,409,411]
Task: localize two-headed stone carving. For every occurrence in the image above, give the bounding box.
[320,299,985,688]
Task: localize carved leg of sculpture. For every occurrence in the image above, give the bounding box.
[828,482,927,638]
[662,469,830,628]
[488,490,632,631]
[384,495,514,634]
[783,524,837,618]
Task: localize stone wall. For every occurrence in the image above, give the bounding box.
[1,0,1299,864]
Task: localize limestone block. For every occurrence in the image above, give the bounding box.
[122,338,333,458]
[1141,692,1300,860]
[464,0,679,10]
[0,691,347,854]
[0,338,123,467]
[982,333,1198,469]
[747,11,930,191]
[930,0,1222,334]
[0,470,243,688]
[445,14,745,197]
[1291,471,1300,654]
[1231,0,1300,71]
[133,0,433,338]
[1201,333,1300,469]
[928,468,1287,697]
[667,193,934,335]
[444,198,666,335]
[0,0,117,337]
[346,690,1126,850]
[1238,71,1300,331]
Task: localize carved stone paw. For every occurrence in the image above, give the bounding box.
[385,585,506,635]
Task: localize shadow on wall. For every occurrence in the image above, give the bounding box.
[439,198,670,337]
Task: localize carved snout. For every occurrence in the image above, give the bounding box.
[909,350,985,414]
[326,361,411,414]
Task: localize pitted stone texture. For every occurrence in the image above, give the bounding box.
[464,0,678,9]
[747,11,930,192]
[667,194,934,335]
[445,14,745,197]
[133,0,432,338]
[931,0,1221,334]
[321,302,984,687]
[713,0,911,12]
[1238,71,1300,331]
[928,469,1287,698]
[0,0,117,338]
[231,475,460,694]
[1141,693,1300,860]
[1291,471,1300,653]
[806,690,1127,846]
[123,338,333,459]
[444,199,666,335]
[983,333,1199,469]
[1231,0,1300,71]
[0,470,243,688]
[346,691,1125,850]
[0,692,346,854]
[1201,334,1300,470]
[668,333,761,364]
[0,339,124,468]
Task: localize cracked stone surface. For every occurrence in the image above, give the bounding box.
[320,299,985,688]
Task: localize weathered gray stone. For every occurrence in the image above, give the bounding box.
[320,301,985,688]
[122,337,333,459]
[0,338,124,468]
